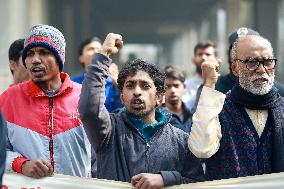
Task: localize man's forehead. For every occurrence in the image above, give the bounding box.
[85,41,101,49]
[238,36,271,48]
[237,36,273,55]
[28,46,49,51]
[125,70,153,83]
[165,77,182,83]
[196,46,215,53]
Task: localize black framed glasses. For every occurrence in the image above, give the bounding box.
[234,58,277,71]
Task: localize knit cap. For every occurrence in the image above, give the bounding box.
[22,24,66,71]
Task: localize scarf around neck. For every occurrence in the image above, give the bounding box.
[128,110,167,141]
[230,81,284,173]
[230,81,282,110]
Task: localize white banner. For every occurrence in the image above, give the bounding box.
[2,172,284,189]
[2,173,132,189]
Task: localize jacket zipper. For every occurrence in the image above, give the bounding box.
[48,97,55,169]
[145,142,150,172]
[127,113,171,172]
[144,116,171,172]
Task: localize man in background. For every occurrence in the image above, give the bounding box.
[163,65,192,133]
[72,37,123,112]
[8,39,29,85]
[183,41,217,111]
[72,37,102,84]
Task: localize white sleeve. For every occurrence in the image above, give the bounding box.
[188,86,225,158]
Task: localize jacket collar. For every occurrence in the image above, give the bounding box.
[26,72,73,97]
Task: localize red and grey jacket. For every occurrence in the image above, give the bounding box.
[0,73,91,177]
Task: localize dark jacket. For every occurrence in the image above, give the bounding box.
[207,93,275,180]
[206,90,284,180]
[79,54,205,186]
[0,112,6,185]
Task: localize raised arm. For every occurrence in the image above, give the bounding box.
[188,59,225,158]
[79,33,123,151]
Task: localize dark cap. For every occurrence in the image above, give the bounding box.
[228,27,259,49]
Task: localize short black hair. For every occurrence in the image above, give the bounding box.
[8,39,25,63]
[117,59,166,94]
[78,37,102,56]
[194,41,216,55]
[164,65,186,83]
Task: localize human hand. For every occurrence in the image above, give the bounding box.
[22,158,53,178]
[109,63,119,86]
[99,33,123,57]
[131,173,164,189]
[201,58,221,89]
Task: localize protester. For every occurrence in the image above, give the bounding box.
[0,24,91,178]
[8,39,29,85]
[216,27,284,96]
[188,34,284,180]
[183,41,217,111]
[0,112,6,185]
[162,65,192,133]
[79,33,204,188]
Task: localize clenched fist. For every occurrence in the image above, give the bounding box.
[201,58,221,89]
[131,173,164,189]
[99,33,123,57]
[22,158,53,178]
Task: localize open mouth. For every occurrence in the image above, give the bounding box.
[131,98,144,109]
[253,77,268,83]
[31,67,45,77]
[252,77,269,87]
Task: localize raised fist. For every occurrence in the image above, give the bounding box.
[99,33,123,57]
[201,58,221,89]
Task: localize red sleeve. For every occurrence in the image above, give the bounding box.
[12,157,29,173]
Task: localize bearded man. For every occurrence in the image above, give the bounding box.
[188,34,284,180]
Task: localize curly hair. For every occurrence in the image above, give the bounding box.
[117,59,166,94]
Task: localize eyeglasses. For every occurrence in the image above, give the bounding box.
[234,58,277,71]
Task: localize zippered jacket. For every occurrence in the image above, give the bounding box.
[0,73,91,177]
[79,54,205,186]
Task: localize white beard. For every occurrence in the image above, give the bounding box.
[239,71,275,95]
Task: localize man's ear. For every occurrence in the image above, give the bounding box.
[192,57,197,65]
[120,93,125,105]
[79,55,85,65]
[231,62,239,77]
[9,60,17,73]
